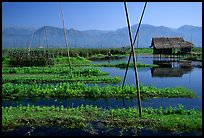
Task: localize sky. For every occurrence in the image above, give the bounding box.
[2,2,202,31]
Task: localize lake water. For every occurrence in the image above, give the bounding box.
[97,55,202,110]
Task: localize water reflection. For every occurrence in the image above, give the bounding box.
[151,67,193,77]
[151,60,196,77]
[2,125,201,136]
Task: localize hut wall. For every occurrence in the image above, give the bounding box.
[181,48,191,53]
[153,48,162,54]
[153,48,172,54]
[163,48,172,54]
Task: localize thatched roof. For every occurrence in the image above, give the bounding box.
[150,37,194,49]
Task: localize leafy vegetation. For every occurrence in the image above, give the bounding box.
[2,47,201,135]
[54,56,91,65]
[2,48,129,59]
[177,47,202,62]
[183,55,202,62]
[88,54,126,61]
[192,47,202,53]
[2,66,108,76]
[2,74,121,84]
[2,82,195,98]
[94,62,158,68]
[8,50,54,67]
[135,48,153,55]
[2,105,202,132]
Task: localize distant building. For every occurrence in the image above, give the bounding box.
[150,37,194,54]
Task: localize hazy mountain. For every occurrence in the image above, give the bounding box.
[2,24,202,48]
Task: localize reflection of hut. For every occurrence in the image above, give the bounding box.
[151,67,193,77]
[153,60,192,68]
[150,37,194,54]
[153,60,172,68]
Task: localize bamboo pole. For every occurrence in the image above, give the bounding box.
[39,33,41,48]
[28,31,35,53]
[44,26,49,49]
[136,31,139,62]
[124,2,142,117]
[122,2,147,88]
[60,3,72,77]
[44,25,50,62]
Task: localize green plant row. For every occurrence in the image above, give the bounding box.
[2,82,195,98]
[183,55,202,62]
[2,66,108,76]
[8,50,54,67]
[2,74,121,84]
[2,48,129,59]
[88,54,127,61]
[54,56,91,64]
[93,62,158,68]
[2,105,202,132]
[135,48,153,55]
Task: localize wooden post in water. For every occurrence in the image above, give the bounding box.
[60,3,72,77]
[136,32,139,62]
[124,2,142,117]
[122,2,147,89]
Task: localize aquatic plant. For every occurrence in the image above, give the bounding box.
[93,62,158,68]
[2,66,108,76]
[88,54,126,61]
[2,105,202,132]
[2,74,120,84]
[54,56,91,65]
[8,49,54,67]
[2,82,195,99]
[2,48,129,59]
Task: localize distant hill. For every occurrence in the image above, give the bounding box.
[2,24,202,48]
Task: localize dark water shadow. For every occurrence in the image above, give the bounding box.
[2,125,202,136]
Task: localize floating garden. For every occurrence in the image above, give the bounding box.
[2,105,202,132]
[2,82,196,99]
[2,48,202,135]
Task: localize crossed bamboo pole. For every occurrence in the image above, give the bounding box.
[123,2,147,117]
[122,2,147,89]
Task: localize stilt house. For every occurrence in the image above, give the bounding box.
[150,37,194,54]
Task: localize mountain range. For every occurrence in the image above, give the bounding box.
[2,24,202,48]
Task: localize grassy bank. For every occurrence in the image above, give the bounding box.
[2,82,196,99]
[2,105,201,132]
